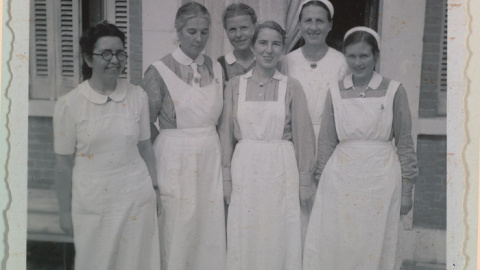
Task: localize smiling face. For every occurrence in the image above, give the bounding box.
[253,28,284,70]
[299,5,332,46]
[85,36,126,80]
[345,41,377,82]
[225,15,255,52]
[178,17,210,60]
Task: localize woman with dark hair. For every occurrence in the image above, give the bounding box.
[219,21,315,270]
[218,3,257,82]
[53,20,160,270]
[303,27,418,269]
[141,2,225,269]
[284,0,348,246]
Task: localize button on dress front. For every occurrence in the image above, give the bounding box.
[53,80,160,270]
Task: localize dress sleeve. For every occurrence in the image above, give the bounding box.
[393,85,419,179]
[289,78,316,186]
[315,90,339,182]
[218,78,239,182]
[137,87,151,141]
[141,65,165,125]
[53,97,76,155]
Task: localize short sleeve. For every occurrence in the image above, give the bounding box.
[53,97,76,155]
[137,87,151,141]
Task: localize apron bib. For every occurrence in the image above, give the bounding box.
[227,71,302,270]
[152,60,226,270]
[304,80,402,270]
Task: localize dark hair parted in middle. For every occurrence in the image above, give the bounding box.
[174,2,211,32]
[79,20,126,79]
[251,21,287,45]
[342,30,380,56]
[222,3,257,30]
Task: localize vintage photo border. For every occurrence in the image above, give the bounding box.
[0,0,476,269]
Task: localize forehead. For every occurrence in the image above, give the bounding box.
[94,36,124,51]
[257,28,283,42]
[301,5,329,19]
[183,17,210,29]
[226,15,254,28]
[345,41,373,53]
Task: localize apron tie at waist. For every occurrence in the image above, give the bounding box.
[339,140,391,146]
[312,121,322,126]
[160,125,216,137]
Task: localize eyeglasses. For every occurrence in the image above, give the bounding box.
[92,50,128,61]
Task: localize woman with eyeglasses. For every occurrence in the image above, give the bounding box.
[53,21,160,270]
[141,2,225,270]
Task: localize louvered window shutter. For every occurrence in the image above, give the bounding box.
[106,0,129,80]
[29,0,55,100]
[55,0,81,97]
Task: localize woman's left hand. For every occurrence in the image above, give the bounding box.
[400,195,413,215]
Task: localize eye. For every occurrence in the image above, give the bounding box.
[188,30,196,35]
[201,30,209,35]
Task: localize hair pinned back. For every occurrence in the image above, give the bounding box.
[298,0,334,22]
[79,20,125,79]
[222,3,257,30]
[252,21,286,45]
[343,26,380,55]
[174,2,211,32]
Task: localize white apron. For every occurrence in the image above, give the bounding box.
[71,84,160,270]
[227,73,302,270]
[152,61,226,270]
[303,80,402,270]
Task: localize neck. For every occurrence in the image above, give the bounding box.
[253,66,275,82]
[233,48,254,62]
[353,72,374,87]
[302,43,328,62]
[89,74,117,95]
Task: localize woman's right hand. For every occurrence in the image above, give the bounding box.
[59,211,74,237]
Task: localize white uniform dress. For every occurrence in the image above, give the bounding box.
[227,71,302,270]
[53,80,160,270]
[151,60,226,270]
[284,47,348,246]
[284,47,348,143]
[303,79,403,270]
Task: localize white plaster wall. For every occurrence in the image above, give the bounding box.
[379,0,426,138]
[142,0,181,72]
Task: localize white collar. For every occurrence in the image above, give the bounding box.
[225,51,255,65]
[244,68,285,81]
[343,72,382,90]
[80,80,127,104]
[172,47,205,66]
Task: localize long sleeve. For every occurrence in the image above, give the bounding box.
[315,91,339,183]
[392,85,419,179]
[289,78,316,186]
[218,79,238,182]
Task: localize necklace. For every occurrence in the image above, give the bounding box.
[251,76,274,88]
[353,85,369,98]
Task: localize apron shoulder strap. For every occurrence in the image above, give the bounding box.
[384,79,401,108]
[217,56,229,82]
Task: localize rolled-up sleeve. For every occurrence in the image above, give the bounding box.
[289,79,316,186]
[393,85,419,179]
[53,97,76,155]
[137,88,151,142]
[315,91,339,183]
[218,78,238,182]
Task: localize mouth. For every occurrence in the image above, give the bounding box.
[307,32,321,38]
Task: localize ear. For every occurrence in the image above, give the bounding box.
[84,53,93,68]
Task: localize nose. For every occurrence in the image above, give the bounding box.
[354,57,362,66]
[266,43,274,54]
[235,30,241,38]
[194,32,202,43]
[110,54,119,64]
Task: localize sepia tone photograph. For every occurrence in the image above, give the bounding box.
[23,0,448,269]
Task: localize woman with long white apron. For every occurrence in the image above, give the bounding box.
[303,27,418,270]
[219,21,315,270]
[141,3,226,269]
[283,0,348,245]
